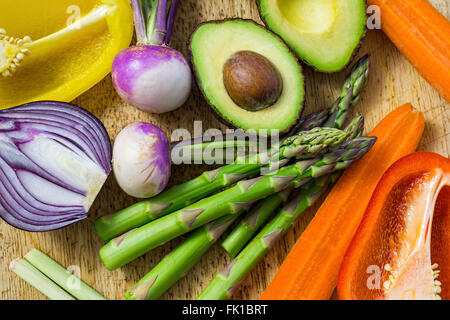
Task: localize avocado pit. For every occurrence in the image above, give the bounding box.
[223,50,283,112]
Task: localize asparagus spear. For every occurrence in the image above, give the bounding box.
[172,107,332,166]
[284,108,331,137]
[24,249,106,300]
[124,188,293,300]
[94,127,349,242]
[324,55,370,129]
[221,115,365,257]
[221,192,288,258]
[99,136,376,270]
[197,174,339,300]
[10,258,75,300]
[171,132,260,165]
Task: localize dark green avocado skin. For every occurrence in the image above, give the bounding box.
[256,0,368,73]
[187,18,305,136]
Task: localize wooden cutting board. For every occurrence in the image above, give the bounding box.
[1,0,449,300]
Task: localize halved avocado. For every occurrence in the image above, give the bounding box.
[189,19,304,135]
[258,0,367,72]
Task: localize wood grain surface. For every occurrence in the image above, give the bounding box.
[1,0,449,300]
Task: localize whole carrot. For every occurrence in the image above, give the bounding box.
[260,103,425,300]
[368,0,450,101]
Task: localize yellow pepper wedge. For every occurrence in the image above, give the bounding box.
[0,0,133,109]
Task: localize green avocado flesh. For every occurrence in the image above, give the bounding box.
[258,0,366,72]
[189,19,304,134]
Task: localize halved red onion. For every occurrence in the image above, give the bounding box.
[0,101,112,231]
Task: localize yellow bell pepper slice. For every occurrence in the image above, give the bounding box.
[0,0,133,109]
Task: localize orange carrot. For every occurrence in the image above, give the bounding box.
[368,0,450,101]
[260,103,425,300]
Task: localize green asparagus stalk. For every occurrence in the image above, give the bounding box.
[324,54,370,129]
[284,108,330,137]
[99,136,376,270]
[24,249,106,300]
[221,190,292,258]
[94,127,349,242]
[221,115,365,257]
[173,108,332,166]
[197,174,338,300]
[10,258,75,300]
[124,215,238,300]
[124,188,293,300]
[171,133,260,165]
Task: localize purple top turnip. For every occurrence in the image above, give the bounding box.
[111,0,192,114]
[113,122,171,198]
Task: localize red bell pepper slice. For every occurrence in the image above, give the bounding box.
[338,151,450,300]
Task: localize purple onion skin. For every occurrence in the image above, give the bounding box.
[0,101,112,232]
[112,45,192,114]
[113,122,171,199]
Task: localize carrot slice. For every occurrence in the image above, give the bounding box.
[368,0,450,101]
[260,103,425,300]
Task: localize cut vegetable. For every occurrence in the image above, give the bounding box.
[0,0,134,108]
[260,103,425,300]
[0,101,111,231]
[189,19,304,134]
[257,0,367,72]
[10,258,75,300]
[368,0,450,102]
[338,152,450,300]
[24,249,106,300]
